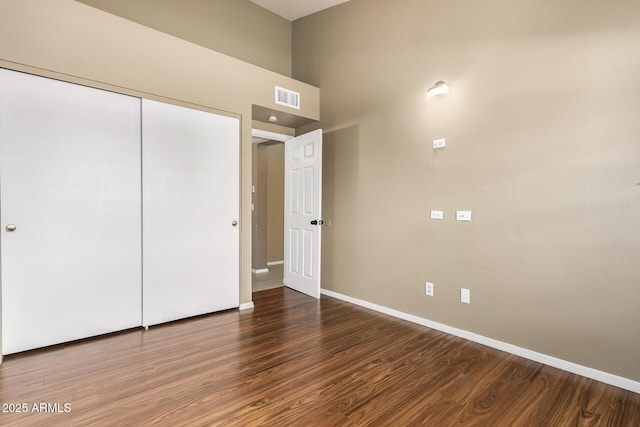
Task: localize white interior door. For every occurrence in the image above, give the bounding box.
[142,99,239,326]
[0,69,142,354]
[284,129,323,298]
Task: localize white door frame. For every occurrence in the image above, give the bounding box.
[252,128,293,143]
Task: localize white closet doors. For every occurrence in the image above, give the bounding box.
[142,99,239,326]
[0,70,240,354]
[0,69,142,354]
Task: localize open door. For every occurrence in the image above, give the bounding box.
[284,129,322,298]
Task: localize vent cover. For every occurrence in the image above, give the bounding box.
[275,86,300,109]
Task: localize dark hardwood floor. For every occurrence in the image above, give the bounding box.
[1,287,638,426]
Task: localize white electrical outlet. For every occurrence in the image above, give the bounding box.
[430,210,444,220]
[460,288,470,304]
[425,282,434,296]
[432,138,446,149]
[456,210,472,221]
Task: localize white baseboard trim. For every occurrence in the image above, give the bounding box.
[267,260,284,266]
[252,268,269,274]
[239,301,254,310]
[320,288,640,394]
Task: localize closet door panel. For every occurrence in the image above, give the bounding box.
[0,69,142,354]
[142,99,239,326]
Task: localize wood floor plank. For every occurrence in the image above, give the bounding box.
[0,287,638,426]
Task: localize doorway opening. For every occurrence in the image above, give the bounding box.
[251,129,290,293]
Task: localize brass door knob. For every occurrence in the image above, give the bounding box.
[5,224,16,232]
[231,220,238,227]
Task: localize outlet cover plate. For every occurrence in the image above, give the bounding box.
[425,282,434,296]
[461,288,470,304]
[430,210,444,220]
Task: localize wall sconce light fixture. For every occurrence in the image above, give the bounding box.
[268,115,278,123]
[427,81,449,99]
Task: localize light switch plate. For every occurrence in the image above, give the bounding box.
[456,210,472,221]
[430,210,444,220]
[433,138,446,149]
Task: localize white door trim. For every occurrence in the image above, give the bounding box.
[250,128,291,290]
[251,128,293,143]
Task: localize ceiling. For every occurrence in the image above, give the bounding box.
[249,0,350,21]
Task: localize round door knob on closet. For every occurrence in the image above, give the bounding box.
[231,220,238,227]
[5,224,16,232]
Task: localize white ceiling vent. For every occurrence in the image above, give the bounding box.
[275,86,300,109]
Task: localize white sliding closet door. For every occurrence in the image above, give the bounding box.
[0,69,142,354]
[142,99,239,326]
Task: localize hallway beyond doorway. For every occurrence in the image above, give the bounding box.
[252,264,284,292]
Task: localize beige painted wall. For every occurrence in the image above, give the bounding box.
[77,0,292,76]
[0,1,318,318]
[266,144,285,263]
[293,0,640,381]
